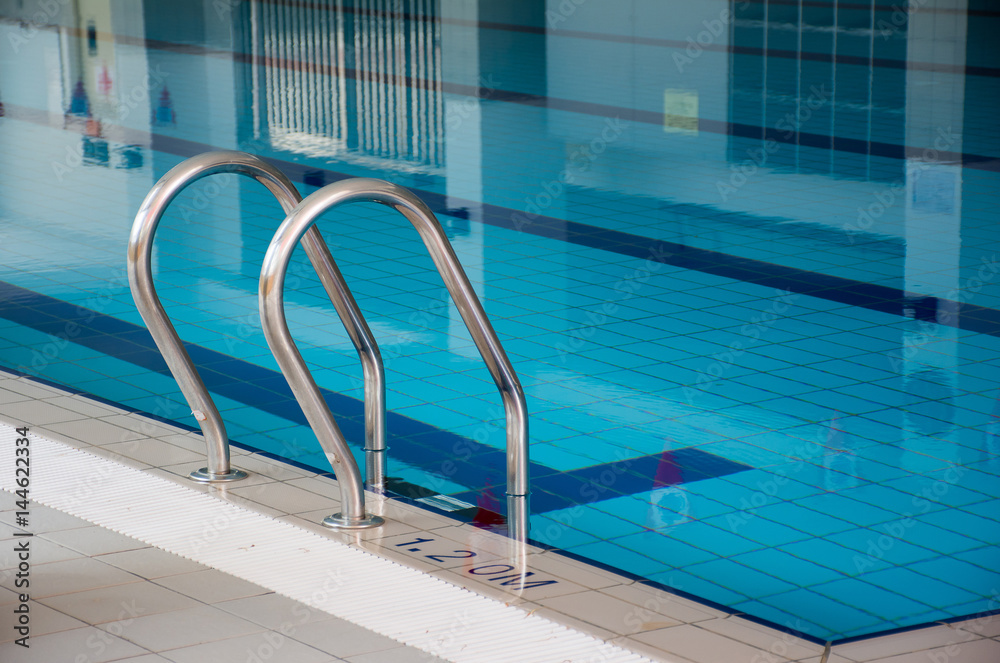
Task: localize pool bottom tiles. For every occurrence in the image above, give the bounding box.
[1,315,998,643]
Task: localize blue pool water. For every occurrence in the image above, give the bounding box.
[0,0,999,643]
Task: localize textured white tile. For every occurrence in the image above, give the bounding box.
[539,590,681,635]
[43,395,124,418]
[695,617,823,660]
[42,526,148,556]
[153,569,271,604]
[45,418,146,445]
[346,646,450,662]
[835,626,983,661]
[215,592,340,630]
[159,630,337,663]
[100,414,187,439]
[519,601,618,641]
[528,551,628,590]
[288,617,400,658]
[0,399,87,425]
[95,547,206,579]
[632,623,796,663]
[38,580,200,624]
[862,638,1000,663]
[228,481,339,515]
[99,604,265,651]
[0,600,87,643]
[0,556,140,598]
[2,504,92,533]
[0,534,84,566]
[102,439,204,468]
[0,379,66,400]
[0,625,149,662]
[0,387,33,405]
[232,454,316,481]
[952,614,1000,639]
[600,583,725,624]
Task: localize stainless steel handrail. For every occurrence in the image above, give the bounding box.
[260,179,530,540]
[127,151,387,487]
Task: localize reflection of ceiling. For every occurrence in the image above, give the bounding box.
[256,0,444,174]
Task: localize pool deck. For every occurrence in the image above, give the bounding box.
[0,370,997,663]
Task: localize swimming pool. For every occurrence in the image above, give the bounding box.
[0,0,998,643]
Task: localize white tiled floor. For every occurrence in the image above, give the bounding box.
[0,370,998,662]
[0,506,444,663]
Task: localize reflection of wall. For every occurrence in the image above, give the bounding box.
[538,0,930,249]
[896,1,968,449]
[251,0,444,173]
[0,2,152,275]
[74,0,116,122]
[142,0,246,269]
[0,0,150,169]
[62,0,150,168]
[546,0,728,160]
[728,0,906,182]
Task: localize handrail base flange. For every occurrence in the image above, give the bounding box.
[322,513,385,530]
[189,467,249,483]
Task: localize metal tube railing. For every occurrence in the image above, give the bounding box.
[260,178,529,540]
[128,151,386,486]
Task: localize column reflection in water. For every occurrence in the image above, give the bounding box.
[899,0,966,459]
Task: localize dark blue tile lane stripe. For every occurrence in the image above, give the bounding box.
[298,172,1000,336]
[6,104,1000,338]
[27,107,996,340]
[36,121,986,339]
[0,280,750,501]
[4,335,994,647]
[448,447,750,513]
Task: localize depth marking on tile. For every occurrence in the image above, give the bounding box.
[0,424,655,663]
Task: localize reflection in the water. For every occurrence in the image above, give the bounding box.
[0,0,997,643]
[646,446,691,532]
[152,85,176,126]
[822,413,859,492]
[986,393,1000,460]
[730,1,906,182]
[248,0,443,172]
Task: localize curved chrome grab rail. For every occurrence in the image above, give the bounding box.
[128,151,386,487]
[260,179,529,539]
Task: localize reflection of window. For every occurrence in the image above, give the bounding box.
[82,136,109,167]
[911,168,955,215]
[115,145,143,170]
[663,89,698,135]
[904,369,954,433]
[728,0,905,182]
[87,21,98,56]
[250,0,443,173]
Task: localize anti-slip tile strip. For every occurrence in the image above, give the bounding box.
[0,279,752,506]
[0,425,654,663]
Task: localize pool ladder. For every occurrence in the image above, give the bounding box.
[127,151,530,541]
